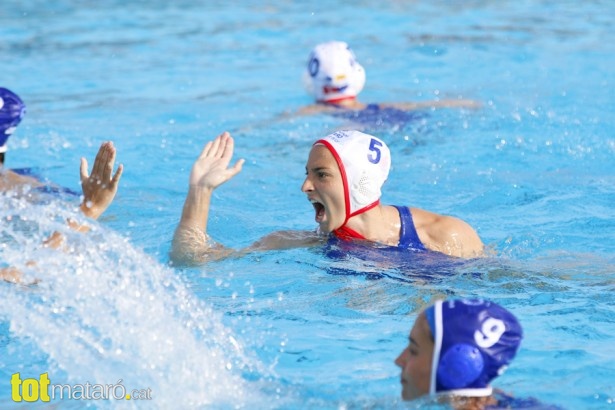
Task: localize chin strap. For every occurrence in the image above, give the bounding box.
[332,200,380,241]
[332,225,366,241]
[319,95,357,105]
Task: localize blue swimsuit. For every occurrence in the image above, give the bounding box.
[393,205,426,250]
[331,205,425,250]
[488,391,564,409]
[12,168,79,196]
[331,103,427,128]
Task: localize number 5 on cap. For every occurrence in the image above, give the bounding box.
[367,138,382,164]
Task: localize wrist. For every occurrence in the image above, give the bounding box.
[80,201,102,219]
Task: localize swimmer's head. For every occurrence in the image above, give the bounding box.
[0,87,26,154]
[314,130,390,221]
[303,41,366,103]
[423,299,523,397]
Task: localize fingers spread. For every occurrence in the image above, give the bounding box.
[92,142,110,180]
[210,135,223,158]
[222,134,235,160]
[199,141,213,159]
[231,158,245,176]
[111,163,124,187]
[80,158,89,182]
[102,145,117,183]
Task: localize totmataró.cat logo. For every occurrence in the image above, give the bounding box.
[10,372,152,402]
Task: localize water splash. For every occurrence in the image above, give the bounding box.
[0,192,263,408]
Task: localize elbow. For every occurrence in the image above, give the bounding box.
[170,226,208,267]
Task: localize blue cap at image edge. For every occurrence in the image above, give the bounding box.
[0,87,26,150]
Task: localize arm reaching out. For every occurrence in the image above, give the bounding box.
[171,132,244,265]
[384,99,482,111]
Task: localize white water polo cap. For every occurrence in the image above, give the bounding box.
[315,130,390,220]
[303,41,366,103]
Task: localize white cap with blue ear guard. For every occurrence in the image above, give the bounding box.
[303,41,366,103]
[424,299,523,397]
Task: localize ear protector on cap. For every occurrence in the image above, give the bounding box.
[425,299,523,397]
[437,343,485,389]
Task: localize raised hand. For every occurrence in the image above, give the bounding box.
[79,141,123,219]
[171,132,244,264]
[189,132,244,190]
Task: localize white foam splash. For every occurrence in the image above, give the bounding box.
[0,192,264,408]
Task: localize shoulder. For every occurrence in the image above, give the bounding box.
[490,391,564,409]
[379,102,421,111]
[0,169,43,190]
[410,207,484,258]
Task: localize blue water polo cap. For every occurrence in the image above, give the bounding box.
[0,87,26,153]
[424,299,523,397]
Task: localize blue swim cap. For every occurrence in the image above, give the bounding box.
[424,299,523,397]
[0,87,26,153]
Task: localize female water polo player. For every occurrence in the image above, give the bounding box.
[1,87,123,283]
[0,140,123,283]
[0,87,42,192]
[0,87,122,215]
[298,41,480,122]
[171,130,483,265]
[395,299,527,408]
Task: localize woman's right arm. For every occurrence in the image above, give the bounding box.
[170,132,244,265]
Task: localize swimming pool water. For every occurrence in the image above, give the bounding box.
[1,1,614,408]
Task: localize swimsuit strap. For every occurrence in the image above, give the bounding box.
[333,205,425,249]
[394,205,425,249]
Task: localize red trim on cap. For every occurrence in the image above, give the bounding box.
[315,139,351,224]
[332,199,380,241]
[318,95,357,104]
[315,139,380,241]
[348,199,379,219]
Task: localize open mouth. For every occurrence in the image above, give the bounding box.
[322,85,349,94]
[311,200,326,223]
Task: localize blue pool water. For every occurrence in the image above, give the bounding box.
[1,1,614,408]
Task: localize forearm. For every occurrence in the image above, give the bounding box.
[178,185,214,232]
[171,186,215,265]
[387,99,481,111]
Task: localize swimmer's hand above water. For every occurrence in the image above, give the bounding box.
[183,131,244,232]
[189,131,245,192]
[79,141,123,220]
[172,132,244,265]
